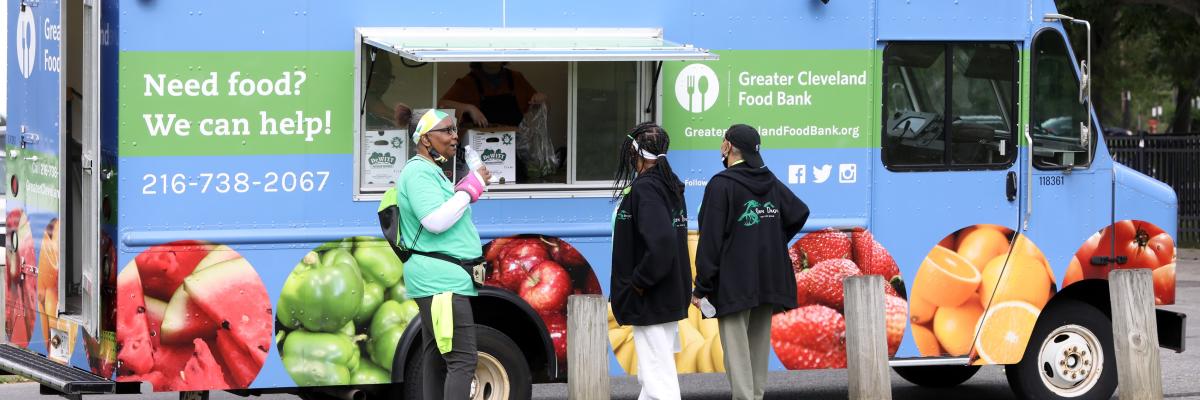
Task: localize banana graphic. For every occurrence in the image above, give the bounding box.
[674,322,704,373]
[697,316,719,340]
[615,335,638,375]
[609,325,633,350]
[711,335,725,372]
[697,335,716,372]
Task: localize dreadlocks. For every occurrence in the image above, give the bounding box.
[611,122,685,203]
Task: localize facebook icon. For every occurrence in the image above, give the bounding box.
[788,165,806,184]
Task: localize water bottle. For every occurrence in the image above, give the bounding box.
[464,145,483,172]
[699,297,716,318]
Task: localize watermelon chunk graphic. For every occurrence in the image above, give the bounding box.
[147,343,194,391]
[215,329,259,387]
[176,339,230,391]
[184,258,272,366]
[124,370,169,391]
[194,245,242,271]
[115,264,155,376]
[159,286,216,344]
[136,240,212,299]
[144,297,167,340]
[116,242,269,391]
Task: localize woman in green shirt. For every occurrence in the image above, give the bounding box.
[397,109,491,399]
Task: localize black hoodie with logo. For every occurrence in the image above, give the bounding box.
[610,168,692,326]
[693,163,809,317]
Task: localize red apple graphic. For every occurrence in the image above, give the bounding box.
[495,240,549,291]
[519,261,571,315]
[540,312,568,366]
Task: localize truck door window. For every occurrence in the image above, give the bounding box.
[883,42,1017,170]
[1031,30,1091,169]
[951,43,1015,165]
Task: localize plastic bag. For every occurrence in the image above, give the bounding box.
[516,104,558,179]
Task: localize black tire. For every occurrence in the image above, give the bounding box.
[1005,299,1117,400]
[403,325,532,400]
[893,365,980,388]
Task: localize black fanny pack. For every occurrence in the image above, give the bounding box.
[410,250,487,288]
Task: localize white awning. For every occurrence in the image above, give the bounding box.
[359,27,718,62]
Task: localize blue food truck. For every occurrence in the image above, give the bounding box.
[1,0,1183,399]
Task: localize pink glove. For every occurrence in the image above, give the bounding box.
[454,170,487,203]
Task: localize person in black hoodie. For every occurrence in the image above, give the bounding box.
[692,124,809,400]
[610,122,691,399]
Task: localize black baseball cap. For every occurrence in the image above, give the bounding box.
[725,124,764,168]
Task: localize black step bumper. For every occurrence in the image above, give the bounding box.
[1158,309,1186,353]
[0,344,113,394]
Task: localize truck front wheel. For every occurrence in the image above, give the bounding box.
[1005,298,1117,400]
[404,325,532,400]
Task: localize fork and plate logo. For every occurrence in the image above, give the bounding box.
[675,64,719,113]
[16,5,37,79]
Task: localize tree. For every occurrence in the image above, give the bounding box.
[1058,0,1200,132]
[1120,3,1200,132]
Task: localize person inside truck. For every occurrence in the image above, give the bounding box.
[363,52,401,129]
[438,62,547,182]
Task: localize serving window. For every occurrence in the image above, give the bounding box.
[352,28,715,200]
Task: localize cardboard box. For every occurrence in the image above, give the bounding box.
[467,126,517,184]
[360,129,408,191]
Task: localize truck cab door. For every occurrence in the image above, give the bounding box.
[1022,28,1108,293]
[873,42,1024,360]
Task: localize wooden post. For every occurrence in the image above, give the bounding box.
[567,294,609,400]
[844,275,892,400]
[1108,269,1163,400]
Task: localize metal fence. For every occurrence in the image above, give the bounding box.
[1106,134,1200,247]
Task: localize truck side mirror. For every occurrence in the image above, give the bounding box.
[1079,59,1090,105]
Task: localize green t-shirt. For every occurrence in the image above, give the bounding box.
[397,156,481,298]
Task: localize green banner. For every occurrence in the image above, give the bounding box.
[662,50,877,150]
[119,51,353,156]
[8,149,61,211]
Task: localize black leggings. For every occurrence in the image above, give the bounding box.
[415,294,477,400]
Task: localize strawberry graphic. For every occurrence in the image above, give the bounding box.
[884,294,908,356]
[852,229,900,280]
[882,278,899,298]
[794,269,811,305]
[789,246,805,273]
[792,228,852,271]
[771,305,847,369]
[801,259,860,312]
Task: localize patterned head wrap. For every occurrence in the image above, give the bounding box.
[413,109,452,142]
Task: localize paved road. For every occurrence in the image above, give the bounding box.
[2,249,1197,399]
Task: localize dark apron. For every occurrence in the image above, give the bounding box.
[470,69,527,181]
[469,69,524,126]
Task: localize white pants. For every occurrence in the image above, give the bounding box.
[632,321,682,400]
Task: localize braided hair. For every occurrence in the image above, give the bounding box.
[611,122,685,203]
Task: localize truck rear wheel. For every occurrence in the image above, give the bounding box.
[403,325,532,400]
[893,365,979,387]
[1005,298,1116,400]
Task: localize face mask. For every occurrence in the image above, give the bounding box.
[425,138,448,164]
[720,143,731,168]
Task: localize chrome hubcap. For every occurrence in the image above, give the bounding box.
[1037,324,1103,396]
